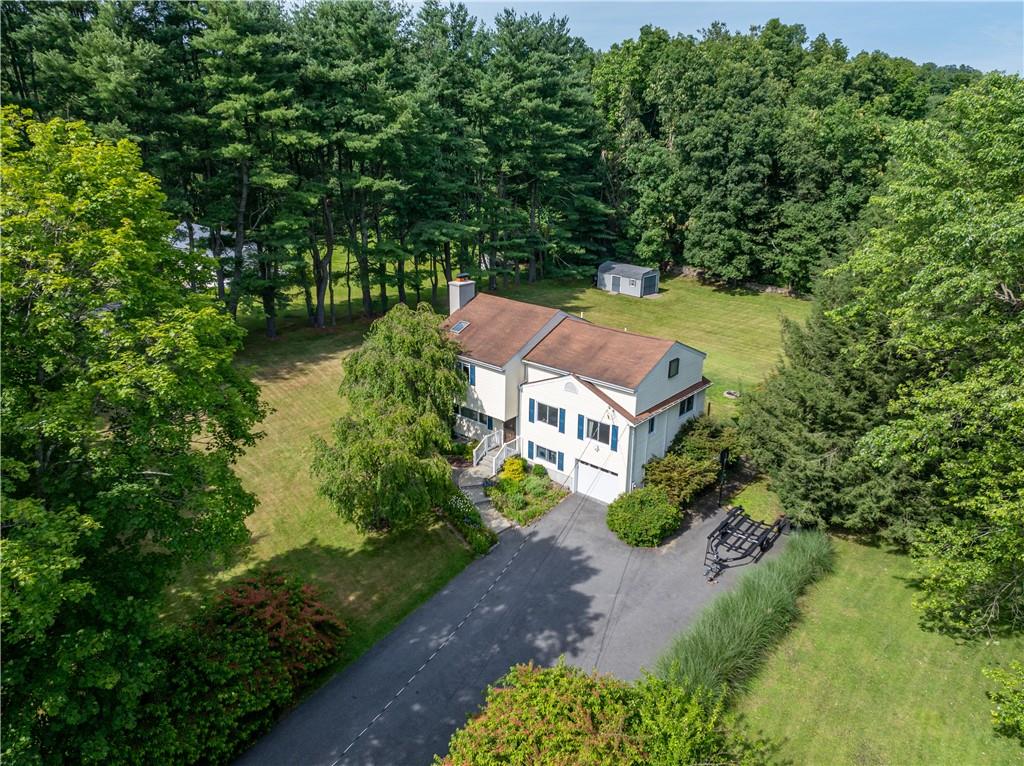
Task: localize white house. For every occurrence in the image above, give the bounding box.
[443,275,711,504]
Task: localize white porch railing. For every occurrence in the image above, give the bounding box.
[472,431,499,466]
[490,436,521,476]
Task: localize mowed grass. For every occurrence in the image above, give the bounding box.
[498,275,811,418]
[737,538,1024,766]
[169,307,472,660]
[728,476,784,523]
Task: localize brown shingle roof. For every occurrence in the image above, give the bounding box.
[578,377,713,424]
[443,293,562,368]
[524,320,675,389]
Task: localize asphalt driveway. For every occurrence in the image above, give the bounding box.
[237,495,781,766]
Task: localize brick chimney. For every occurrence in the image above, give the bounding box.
[448,272,476,315]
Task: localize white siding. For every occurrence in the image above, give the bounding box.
[519,375,633,499]
[461,360,509,421]
[454,413,503,441]
[632,388,707,486]
[633,343,705,414]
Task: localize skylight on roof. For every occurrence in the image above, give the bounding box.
[451,320,470,334]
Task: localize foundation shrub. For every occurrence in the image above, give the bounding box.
[644,453,719,508]
[606,486,681,546]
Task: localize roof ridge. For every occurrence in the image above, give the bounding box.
[555,319,676,346]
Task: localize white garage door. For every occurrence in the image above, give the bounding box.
[575,460,622,504]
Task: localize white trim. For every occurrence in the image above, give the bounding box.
[456,354,502,373]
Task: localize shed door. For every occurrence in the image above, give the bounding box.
[642,273,657,296]
[611,275,621,292]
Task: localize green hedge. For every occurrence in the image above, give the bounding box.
[656,531,834,698]
[444,491,499,554]
[606,486,681,546]
[436,662,767,765]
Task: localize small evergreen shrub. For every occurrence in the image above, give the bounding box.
[656,531,834,698]
[499,456,527,482]
[644,452,719,507]
[443,491,498,554]
[531,462,548,478]
[436,662,766,765]
[671,416,739,465]
[606,486,681,547]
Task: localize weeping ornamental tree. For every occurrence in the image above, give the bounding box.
[312,303,465,531]
[0,109,266,763]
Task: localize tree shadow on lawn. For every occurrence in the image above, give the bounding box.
[235,319,367,383]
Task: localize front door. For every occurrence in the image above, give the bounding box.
[503,417,517,444]
[611,275,621,292]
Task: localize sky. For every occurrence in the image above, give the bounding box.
[460,1,1024,73]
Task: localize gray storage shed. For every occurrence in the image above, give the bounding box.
[597,261,659,297]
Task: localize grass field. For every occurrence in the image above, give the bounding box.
[498,274,811,418]
[738,538,1024,766]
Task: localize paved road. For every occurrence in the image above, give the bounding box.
[237,495,780,766]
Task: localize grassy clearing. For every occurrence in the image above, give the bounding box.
[168,306,472,660]
[727,476,784,523]
[738,538,1024,766]
[499,274,811,419]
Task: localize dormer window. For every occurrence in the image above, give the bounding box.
[451,320,470,334]
[668,358,679,378]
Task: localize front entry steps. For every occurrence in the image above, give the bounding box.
[456,462,513,534]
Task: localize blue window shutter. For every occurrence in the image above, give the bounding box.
[527,440,534,459]
[558,408,566,434]
[557,452,564,472]
[487,415,493,430]
[528,398,535,423]
[611,425,619,452]
[577,414,584,440]
[469,364,476,385]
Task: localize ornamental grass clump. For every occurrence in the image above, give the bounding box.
[657,531,834,698]
[606,486,681,546]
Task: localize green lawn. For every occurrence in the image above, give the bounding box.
[168,307,473,660]
[738,538,1024,766]
[498,274,811,418]
[727,476,784,523]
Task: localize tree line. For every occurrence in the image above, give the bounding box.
[2,0,982,334]
[739,75,1023,642]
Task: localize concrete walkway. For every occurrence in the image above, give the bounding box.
[237,494,783,766]
[455,462,512,534]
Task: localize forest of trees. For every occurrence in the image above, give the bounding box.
[1,0,983,336]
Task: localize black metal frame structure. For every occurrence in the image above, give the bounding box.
[703,506,787,581]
